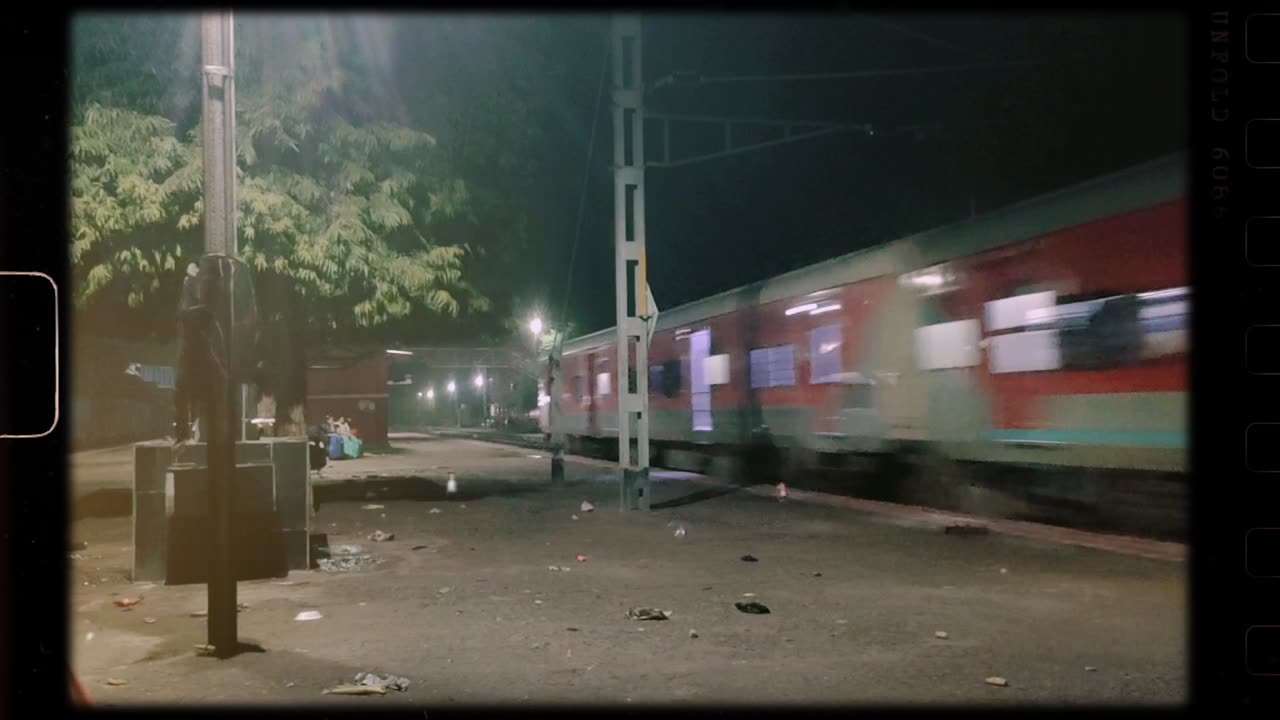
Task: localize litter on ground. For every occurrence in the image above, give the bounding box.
[324,685,386,696]
[627,607,672,621]
[354,672,411,692]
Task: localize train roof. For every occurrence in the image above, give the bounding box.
[561,152,1187,356]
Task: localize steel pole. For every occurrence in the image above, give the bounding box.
[612,16,650,511]
[200,10,238,657]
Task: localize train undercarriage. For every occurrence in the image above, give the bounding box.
[563,434,1186,542]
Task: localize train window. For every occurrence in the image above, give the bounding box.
[914,320,981,370]
[1058,294,1143,370]
[988,331,1060,373]
[705,354,731,385]
[1138,286,1189,359]
[574,376,587,401]
[649,365,664,396]
[749,346,795,388]
[809,325,843,383]
[985,291,1057,332]
[663,360,682,396]
[986,288,1182,373]
[596,372,612,396]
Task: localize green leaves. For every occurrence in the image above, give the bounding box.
[70,14,489,333]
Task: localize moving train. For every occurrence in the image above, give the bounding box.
[544,153,1188,539]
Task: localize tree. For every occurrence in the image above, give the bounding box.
[71,14,491,434]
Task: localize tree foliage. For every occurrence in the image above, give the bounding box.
[70,13,495,338]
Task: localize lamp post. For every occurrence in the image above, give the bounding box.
[447,380,458,427]
[474,372,487,426]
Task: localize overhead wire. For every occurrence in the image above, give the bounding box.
[552,34,611,358]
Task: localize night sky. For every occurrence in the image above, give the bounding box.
[512,13,1186,337]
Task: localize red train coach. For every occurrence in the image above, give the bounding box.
[548,153,1188,539]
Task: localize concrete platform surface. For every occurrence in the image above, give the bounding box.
[70,435,1185,706]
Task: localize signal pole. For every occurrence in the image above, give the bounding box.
[612,16,651,511]
[200,10,238,657]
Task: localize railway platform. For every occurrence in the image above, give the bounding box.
[70,433,1185,705]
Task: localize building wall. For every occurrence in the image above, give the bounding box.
[305,352,389,446]
[71,336,177,450]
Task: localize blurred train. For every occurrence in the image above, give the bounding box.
[544,153,1188,539]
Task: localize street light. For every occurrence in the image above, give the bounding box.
[530,316,543,337]
[426,388,435,400]
[474,373,484,389]
[417,391,423,398]
[447,381,456,394]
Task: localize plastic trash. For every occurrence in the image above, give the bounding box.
[114,598,142,608]
[626,607,672,621]
[324,685,385,696]
[294,611,323,622]
[581,501,595,513]
[734,601,771,615]
[355,672,410,692]
[740,555,758,562]
[368,531,395,542]
[985,677,1009,687]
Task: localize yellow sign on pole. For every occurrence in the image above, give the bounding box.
[638,249,648,317]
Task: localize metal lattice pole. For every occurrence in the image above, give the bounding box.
[613,16,650,511]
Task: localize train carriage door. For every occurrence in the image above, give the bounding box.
[690,330,713,431]
[837,372,882,440]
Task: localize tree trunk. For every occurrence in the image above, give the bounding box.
[254,273,309,438]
